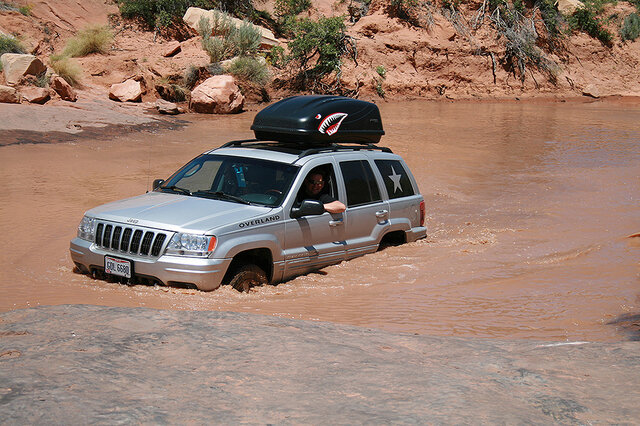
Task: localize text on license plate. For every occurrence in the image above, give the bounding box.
[105,256,132,278]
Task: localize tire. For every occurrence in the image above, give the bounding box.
[229,264,267,292]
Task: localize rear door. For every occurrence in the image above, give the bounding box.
[338,156,390,259]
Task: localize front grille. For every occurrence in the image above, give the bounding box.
[94,221,170,258]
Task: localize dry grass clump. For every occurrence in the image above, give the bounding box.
[62,25,113,57]
[49,56,82,86]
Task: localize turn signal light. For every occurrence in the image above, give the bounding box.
[419,201,425,227]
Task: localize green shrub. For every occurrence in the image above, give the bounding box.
[50,56,82,86]
[36,71,50,88]
[275,0,311,16]
[266,45,286,68]
[620,12,640,40]
[569,2,613,45]
[287,16,348,81]
[375,65,386,78]
[62,25,113,57]
[231,21,261,57]
[117,0,255,29]
[224,56,269,85]
[0,34,26,56]
[0,34,26,71]
[183,65,200,89]
[198,12,261,62]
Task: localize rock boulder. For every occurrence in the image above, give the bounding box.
[189,75,244,114]
[557,0,584,16]
[50,76,78,102]
[1,53,47,85]
[162,41,182,57]
[155,99,181,115]
[109,79,143,102]
[21,86,50,104]
[0,84,20,103]
[582,84,601,98]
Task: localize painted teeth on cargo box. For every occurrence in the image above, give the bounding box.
[318,112,348,136]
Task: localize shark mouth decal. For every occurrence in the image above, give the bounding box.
[318,112,348,136]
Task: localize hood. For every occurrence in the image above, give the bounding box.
[86,192,273,233]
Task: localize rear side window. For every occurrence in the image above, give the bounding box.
[375,160,415,199]
[339,160,381,207]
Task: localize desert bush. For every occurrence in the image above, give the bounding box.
[199,15,234,62]
[275,0,311,16]
[183,65,200,89]
[0,34,26,56]
[50,56,82,86]
[287,17,348,81]
[0,1,30,14]
[569,1,613,45]
[388,0,434,28]
[266,45,286,68]
[231,21,261,56]
[117,0,255,29]
[224,56,269,85]
[198,12,261,62]
[0,34,26,71]
[36,71,50,88]
[62,25,113,57]
[620,12,640,40]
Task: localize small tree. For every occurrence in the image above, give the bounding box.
[287,16,349,87]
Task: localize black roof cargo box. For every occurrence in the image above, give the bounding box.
[251,95,384,145]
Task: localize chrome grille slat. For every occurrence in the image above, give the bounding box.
[120,228,132,251]
[140,232,154,256]
[130,230,143,253]
[112,226,122,250]
[151,234,166,257]
[93,221,169,259]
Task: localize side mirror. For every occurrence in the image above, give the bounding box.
[290,199,325,219]
[152,179,165,190]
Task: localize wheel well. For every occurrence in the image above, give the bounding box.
[222,248,273,284]
[378,230,406,251]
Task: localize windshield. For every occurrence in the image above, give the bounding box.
[159,154,299,207]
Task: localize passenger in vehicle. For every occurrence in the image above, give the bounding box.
[298,170,346,214]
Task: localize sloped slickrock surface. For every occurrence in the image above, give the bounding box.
[1,305,639,424]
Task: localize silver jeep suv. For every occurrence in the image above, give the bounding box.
[70,96,427,291]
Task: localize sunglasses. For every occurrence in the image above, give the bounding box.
[307,179,324,185]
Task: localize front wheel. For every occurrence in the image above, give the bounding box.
[229,264,267,292]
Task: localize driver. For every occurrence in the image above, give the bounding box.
[298,170,346,214]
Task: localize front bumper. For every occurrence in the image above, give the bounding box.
[70,237,231,291]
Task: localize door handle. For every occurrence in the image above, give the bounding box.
[329,219,344,227]
[375,210,388,218]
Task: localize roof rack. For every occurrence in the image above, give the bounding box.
[297,143,392,159]
[220,139,261,148]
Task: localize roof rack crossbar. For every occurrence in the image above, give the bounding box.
[220,139,260,148]
[297,143,392,159]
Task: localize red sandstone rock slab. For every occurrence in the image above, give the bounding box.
[0,305,638,423]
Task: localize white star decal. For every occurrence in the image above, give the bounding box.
[388,166,402,193]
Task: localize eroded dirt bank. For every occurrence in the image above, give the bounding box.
[1,305,639,423]
[1,100,638,342]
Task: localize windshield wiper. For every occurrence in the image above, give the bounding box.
[194,190,250,205]
[162,185,192,196]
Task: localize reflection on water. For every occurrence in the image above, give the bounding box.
[0,100,638,342]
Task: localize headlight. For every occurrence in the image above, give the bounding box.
[166,233,216,257]
[77,216,96,241]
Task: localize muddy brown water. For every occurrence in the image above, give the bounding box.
[1,100,638,342]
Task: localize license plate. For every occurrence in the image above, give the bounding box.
[105,256,132,278]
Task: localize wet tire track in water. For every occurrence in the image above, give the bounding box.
[0,100,638,341]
